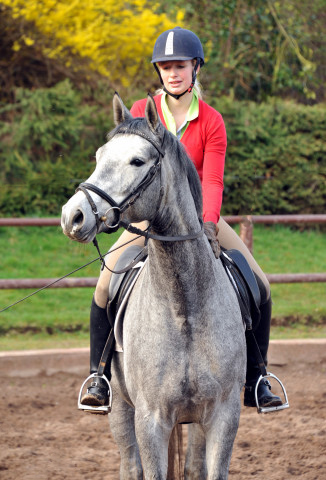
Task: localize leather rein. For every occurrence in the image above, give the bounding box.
[76,126,203,244]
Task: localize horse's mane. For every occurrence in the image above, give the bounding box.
[164,129,203,221]
[109,117,203,222]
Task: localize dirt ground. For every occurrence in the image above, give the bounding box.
[0,340,325,480]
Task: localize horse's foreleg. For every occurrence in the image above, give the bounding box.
[134,407,171,480]
[204,393,242,480]
[108,395,143,480]
[184,423,207,479]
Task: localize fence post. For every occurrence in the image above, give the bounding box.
[239,215,253,253]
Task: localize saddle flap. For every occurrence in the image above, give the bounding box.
[108,245,147,305]
[107,245,148,350]
[225,249,261,308]
[113,259,147,351]
[220,249,261,329]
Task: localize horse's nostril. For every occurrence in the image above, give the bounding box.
[73,210,84,227]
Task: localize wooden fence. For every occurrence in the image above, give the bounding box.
[1,215,326,289]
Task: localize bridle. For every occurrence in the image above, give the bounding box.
[77,127,164,231]
[76,125,203,243]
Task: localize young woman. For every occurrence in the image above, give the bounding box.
[81,27,282,410]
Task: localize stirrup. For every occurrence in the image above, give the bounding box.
[77,373,112,414]
[255,372,289,414]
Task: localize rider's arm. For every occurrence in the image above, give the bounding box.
[201,107,227,224]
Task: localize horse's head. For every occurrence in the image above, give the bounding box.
[61,94,165,243]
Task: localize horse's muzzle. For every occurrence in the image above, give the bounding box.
[61,202,97,243]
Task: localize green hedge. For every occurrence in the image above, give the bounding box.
[0,80,115,215]
[210,96,326,216]
[0,82,325,216]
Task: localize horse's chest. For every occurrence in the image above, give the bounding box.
[120,274,244,404]
[123,311,224,389]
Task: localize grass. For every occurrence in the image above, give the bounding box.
[0,225,120,350]
[249,224,326,322]
[0,223,325,351]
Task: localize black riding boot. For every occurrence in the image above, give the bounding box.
[80,297,111,407]
[244,295,282,408]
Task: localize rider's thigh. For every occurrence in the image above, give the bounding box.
[94,221,147,307]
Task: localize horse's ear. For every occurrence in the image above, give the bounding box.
[113,92,133,125]
[145,94,161,133]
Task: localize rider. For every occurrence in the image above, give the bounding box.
[80,27,283,410]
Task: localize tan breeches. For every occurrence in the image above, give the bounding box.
[94,218,270,308]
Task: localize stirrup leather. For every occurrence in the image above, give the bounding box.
[255,372,289,414]
[78,373,112,414]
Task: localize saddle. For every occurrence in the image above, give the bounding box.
[107,245,262,347]
[102,245,289,415]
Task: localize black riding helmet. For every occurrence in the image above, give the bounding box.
[152,27,205,100]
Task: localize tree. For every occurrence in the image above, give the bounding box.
[158,0,325,103]
[0,0,183,95]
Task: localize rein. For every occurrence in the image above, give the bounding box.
[119,221,203,243]
[0,233,143,313]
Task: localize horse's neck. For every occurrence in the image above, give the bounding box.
[146,161,216,309]
[147,223,215,312]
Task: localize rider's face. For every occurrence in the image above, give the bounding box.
[158,60,195,95]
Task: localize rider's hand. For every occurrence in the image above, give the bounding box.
[204,221,220,259]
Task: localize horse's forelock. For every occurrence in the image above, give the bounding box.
[107,116,164,143]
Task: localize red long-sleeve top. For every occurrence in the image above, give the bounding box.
[130,95,227,224]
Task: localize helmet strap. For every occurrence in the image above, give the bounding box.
[186,58,200,95]
[162,85,188,100]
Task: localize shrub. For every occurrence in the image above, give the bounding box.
[0,79,114,215]
[1,0,182,94]
[0,82,325,217]
[210,97,326,215]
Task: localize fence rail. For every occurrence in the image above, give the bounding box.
[1,215,326,289]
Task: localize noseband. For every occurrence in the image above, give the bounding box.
[76,126,203,242]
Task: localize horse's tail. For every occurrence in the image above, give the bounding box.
[167,424,184,479]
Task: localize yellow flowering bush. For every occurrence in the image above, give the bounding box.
[2,0,183,87]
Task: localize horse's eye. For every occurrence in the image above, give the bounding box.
[130,158,145,167]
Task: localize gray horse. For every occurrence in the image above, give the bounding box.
[61,94,246,479]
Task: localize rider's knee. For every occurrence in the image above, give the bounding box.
[94,279,110,308]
